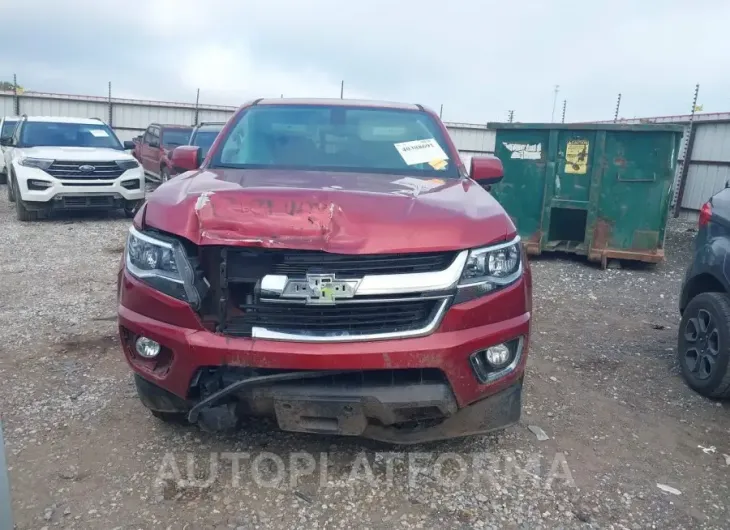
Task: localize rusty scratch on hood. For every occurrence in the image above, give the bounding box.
[192,193,343,248]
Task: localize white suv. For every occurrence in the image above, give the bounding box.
[2,116,145,221]
[0,115,19,184]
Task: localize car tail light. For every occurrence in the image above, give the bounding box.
[699,202,712,227]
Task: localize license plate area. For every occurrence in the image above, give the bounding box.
[274,398,367,436]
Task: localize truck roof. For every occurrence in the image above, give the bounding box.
[256,98,421,111]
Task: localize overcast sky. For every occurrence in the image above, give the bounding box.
[1,0,728,123]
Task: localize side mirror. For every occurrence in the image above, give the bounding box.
[0,136,13,147]
[123,140,135,150]
[470,156,504,186]
[170,145,202,173]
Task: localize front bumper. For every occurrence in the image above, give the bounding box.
[119,270,531,441]
[14,166,145,204]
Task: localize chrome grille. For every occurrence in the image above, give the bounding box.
[45,161,124,180]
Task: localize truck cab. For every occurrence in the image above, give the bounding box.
[134,123,192,182]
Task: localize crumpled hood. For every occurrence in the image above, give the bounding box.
[18,146,134,161]
[141,169,516,254]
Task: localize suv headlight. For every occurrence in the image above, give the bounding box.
[455,236,523,303]
[125,226,203,307]
[19,157,54,170]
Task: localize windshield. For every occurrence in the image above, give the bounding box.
[210,105,458,178]
[162,128,192,148]
[191,130,221,157]
[1,120,18,138]
[18,121,122,149]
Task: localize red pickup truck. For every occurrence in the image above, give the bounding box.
[118,98,532,443]
[132,123,192,182]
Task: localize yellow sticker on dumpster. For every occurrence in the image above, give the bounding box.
[565,139,589,174]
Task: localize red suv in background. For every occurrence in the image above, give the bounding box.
[133,123,192,182]
[117,98,532,443]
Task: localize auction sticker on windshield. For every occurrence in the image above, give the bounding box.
[394,138,449,166]
[89,129,109,137]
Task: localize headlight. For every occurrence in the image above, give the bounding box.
[116,159,140,170]
[19,157,53,170]
[455,236,523,303]
[125,226,203,306]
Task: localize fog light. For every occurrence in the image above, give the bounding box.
[135,336,161,358]
[470,337,523,384]
[485,344,511,367]
[28,179,53,190]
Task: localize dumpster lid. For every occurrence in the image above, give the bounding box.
[487,122,685,133]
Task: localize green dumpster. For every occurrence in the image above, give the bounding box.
[487,122,684,268]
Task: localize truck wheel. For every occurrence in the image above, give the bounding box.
[14,181,38,222]
[678,292,730,398]
[150,410,188,424]
[6,175,14,202]
[124,200,142,218]
[0,170,6,185]
[160,166,170,183]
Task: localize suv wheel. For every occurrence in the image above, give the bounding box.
[0,169,6,185]
[678,292,730,398]
[124,200,142,218]
[160,166,170,183]
[7,175,14,202]
[14,180,38,222]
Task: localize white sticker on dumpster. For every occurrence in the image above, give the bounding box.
[503,142,542,160]
[394,138,449,166]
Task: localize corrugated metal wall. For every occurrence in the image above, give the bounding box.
[680,122,730,212]
[0,90,495,158]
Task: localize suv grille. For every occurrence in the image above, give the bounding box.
[45,161,124,181]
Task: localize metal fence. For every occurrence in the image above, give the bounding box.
[4,86,729,217]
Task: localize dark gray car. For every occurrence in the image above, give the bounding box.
[678,188,730,398]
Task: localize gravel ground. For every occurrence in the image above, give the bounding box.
[0,190,728,530]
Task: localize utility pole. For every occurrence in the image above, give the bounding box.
[550,85,560,122]
[561,100,566,123]
[194,88,200,126]
[673,83,701,217]
[340,80,344,99]
[108,81,113,126]
[613,93,622,122]
[508,110,514,123]
[439,104,443,118]
[12,73,20,115]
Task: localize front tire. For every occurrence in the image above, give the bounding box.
[14,180,38,222]
[0,170,6,185]
[124,200,142,218]
[7,174,15,202]
[678,292,730,398]
[150,410,188,424]
[160,166,170,183]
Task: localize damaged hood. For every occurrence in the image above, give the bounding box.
[141,169,516,253]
